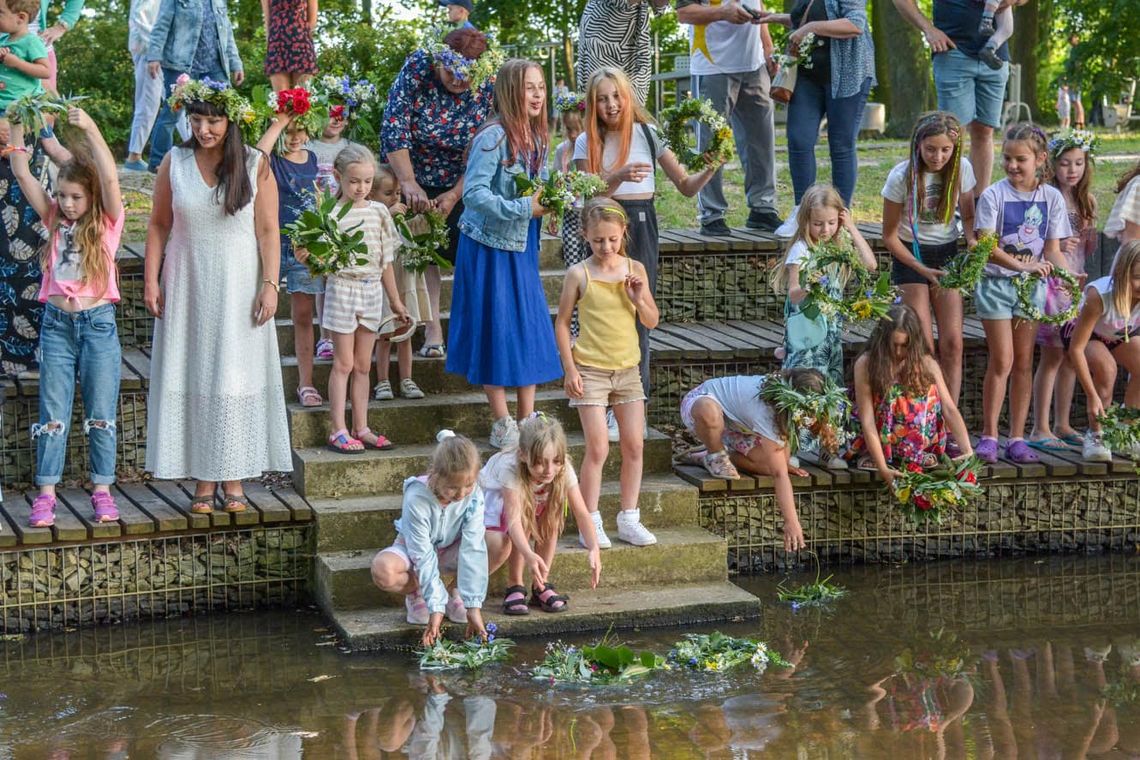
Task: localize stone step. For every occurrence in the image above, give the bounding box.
[292,430,674,499]
[288,389,586,448]
[326,581,762,651]
[314,526,729,612]
[313,473,699,551]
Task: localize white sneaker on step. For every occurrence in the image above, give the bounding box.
[579,510,612,549]
[616,509,657,546]
[606,409,620,442]
[1082,430,1112,462]
[405,592,429,625]
[774,206,799,238]
[445,589,467,624]
[489,416,519,450]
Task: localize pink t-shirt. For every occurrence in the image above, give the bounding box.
[38,204,125,305]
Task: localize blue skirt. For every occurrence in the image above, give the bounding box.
[445,220,563,387]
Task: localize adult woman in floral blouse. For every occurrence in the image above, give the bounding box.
[381,28,495,358]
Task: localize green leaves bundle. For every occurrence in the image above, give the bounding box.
[5,92,87,131]
[659,98,735,172]
[393,210,452,273]
[532,635,667,685]
[1096,405,1140,463]
[282,190,370,277]
[939,232,997,291]
[797,234,894,323]
[668,632,791,673]
[514,171,607,218]
[777,553,848,607]
[417,634,514,671]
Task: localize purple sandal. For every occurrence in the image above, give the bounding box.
[976,437,999,464]
[91,491,119,523]
[1005,439,1040,464]
[29,493,56,528]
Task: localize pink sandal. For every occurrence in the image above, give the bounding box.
[328,429,364,454]
[353,427,395,450]
[29,493,56,528]
[297,386,323,407]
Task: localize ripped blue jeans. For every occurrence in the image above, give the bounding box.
[33,303,121,486]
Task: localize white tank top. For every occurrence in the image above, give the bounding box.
[1086,276,1140,340]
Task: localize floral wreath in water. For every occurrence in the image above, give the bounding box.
[423,27,504,91]
[168,75,255,127]
[1048,128,1098,159]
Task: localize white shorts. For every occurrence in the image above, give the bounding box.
[377,536,461,574]
[321,275,385,334]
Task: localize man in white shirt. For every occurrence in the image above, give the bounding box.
[126,0,163,171]
[676,0,782,235]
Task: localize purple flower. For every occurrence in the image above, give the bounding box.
[486,622,497,634]
[487,634,496,642]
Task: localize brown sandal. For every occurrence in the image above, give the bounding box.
[221,493,248,513]
[190,495,215,514]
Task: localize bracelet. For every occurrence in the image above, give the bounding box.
[262,279,280,293]
[39,126,53,139]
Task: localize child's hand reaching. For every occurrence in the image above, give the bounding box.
[563,366,584,399]
[587,546,601,589]
[1022,259,1053,276]
[465,608,487,641]
[390,201,408,216]
[783,516,806,553]
[525,550,549,589]
[294,247,310,263]
[422,612,445,647]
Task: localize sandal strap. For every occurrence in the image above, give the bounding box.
[531,583,569,603]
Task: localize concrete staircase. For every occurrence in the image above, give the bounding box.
[282,236,761,650]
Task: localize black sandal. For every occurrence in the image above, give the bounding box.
[529,583,569,613]
[503,585,529,616]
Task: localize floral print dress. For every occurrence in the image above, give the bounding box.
[264,0,317,75]
[0,156,48,377]
[848,383,947,468]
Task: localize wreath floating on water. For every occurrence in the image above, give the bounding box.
[1013,267,1081,325]
[658,99,735,173]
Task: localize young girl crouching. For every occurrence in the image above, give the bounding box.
[370,431,488,646]
[482,414,602,614]
[680,368,843,552]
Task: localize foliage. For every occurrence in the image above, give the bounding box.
[1096,405,1140,462]
[282,190,370,276]
[893,628,973,681]
[1013,267,1082,325]
[4,92,87,132]
[758,373,848,456]
[772,32,819,70]
[891,455,983,525]
[417,625,514,670]
[777,552,848,608]
[667,632,792,673]
[532,635,667,685]
[796,233,895,323]
[658,98,735,173]
[1055,0,1140,107]
[514,171,606,218]
[939,233,997,292]
[393,210,453,273]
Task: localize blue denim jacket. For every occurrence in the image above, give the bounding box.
[459,124,548,252]
[147,0,242,76]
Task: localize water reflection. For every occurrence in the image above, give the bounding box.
[1,556,1138,758]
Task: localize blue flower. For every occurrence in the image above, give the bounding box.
[486,622,497,634]
[791,601,802,610]
[819,275,830,286]
[689,657,698,665]
[893,295,903,304]
[487,634,496,642]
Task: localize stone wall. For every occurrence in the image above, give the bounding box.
[0,526,312,634]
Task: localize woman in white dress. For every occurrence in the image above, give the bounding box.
[143,79,292,513]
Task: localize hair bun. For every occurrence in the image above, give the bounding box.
[436,429,457,443]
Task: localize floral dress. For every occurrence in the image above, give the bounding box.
[848,383,947,468]
[0,155,48,377]
[264,0,317,75]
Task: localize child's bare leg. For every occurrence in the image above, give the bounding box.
[988,6,1013,48]
[485,530,513,575]
[613,401,645,512]
[1030,344,1065,439]
[508,537,527,587]
[329,331,357,434]
[374,334,393,382]
[1007,319,1038,439]
[900,283,936,355]
[1115,340,1140,407]
[292,293,317,389]
[981,319,1014,439]
[1054,362,1080,439]
[690,397,728,452]
[1085,342,1118,428]
[370,551,418,594]
[424,265,444,346]
[533,531,558,587]
[484,385,509,419]
[515,384,536,418]
[932,287,965,404]
[350,327,378,436]
[397,338,414,381]
[577,405,609,514]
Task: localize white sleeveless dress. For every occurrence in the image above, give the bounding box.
[145,147,292,480]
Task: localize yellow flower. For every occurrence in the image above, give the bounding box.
[895,486,911,504]
[852,300,873,319]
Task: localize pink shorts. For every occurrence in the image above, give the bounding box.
[376,536,460,574]
[680,384,764,456]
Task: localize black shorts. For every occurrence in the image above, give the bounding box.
[1060,321,1125,352]
[891,240,961,286]
[422,184,464,265]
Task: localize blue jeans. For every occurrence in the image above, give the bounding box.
[33,303,122,486]
[786,75,872,206]
[148,66,227,171]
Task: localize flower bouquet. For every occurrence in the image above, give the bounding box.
[417,623,514,670]
[1096,405,1140,466]
[891,455,982,525]
[776,552,848,607]
[393,209,452,273]
[554,91,585,113]
[939,232,997,291]
[772,32,819,70]
[282,189,370,277]
[659,98,735,172]
[5,92,87,131]
[514,171,607,218]
[253,85,324,135]
[668,632,791,673]
[796,235,894,323]
[310,74,381,144]
[532,634,667,685]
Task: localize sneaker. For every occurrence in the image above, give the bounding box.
[1082,430,1113,462]
[489,416,519,450]
[579,509,612,549]
[123,159,148,172]
[616,509,657,546]
[373,380,394,401]
[699,219,732,237]
[91,491,119,522]
[316,337,334,360]
[801,449,848,470]
[746,209,784,232]
[400,378,425,399]
[774,207,799,238]
[979,45,1003,70]
[405,592,430,625]
[606,408,620,442]
[445,589,467,624]
[978,15,996,36]
[702,450,740,480]
[29,493,56,528]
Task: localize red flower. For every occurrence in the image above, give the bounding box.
[331,105,347,120]
[906,462,924,474]
[915,495,933,511]
[957,470,977,484]
[277,88,312,116]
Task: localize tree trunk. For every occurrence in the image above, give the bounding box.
[1009,0,1041,118]
[564,34,576,90]
[871,0,936,136]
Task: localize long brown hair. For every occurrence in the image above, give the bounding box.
[44,149,112,298]
[862,304,933,400]
[184,99,253,215]
[483,58,548,173]
[582,67,654,177]
[1049,146,1096,225]
[515,414,570,545]
[907,111,964,225]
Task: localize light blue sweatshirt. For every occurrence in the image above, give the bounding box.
[394,476,487,614]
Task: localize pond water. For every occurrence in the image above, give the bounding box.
[2,555,1138,758]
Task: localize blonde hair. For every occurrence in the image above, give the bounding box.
[580,196,629,256]
[426,431,480,497]
[515,414,570,544]
[44,150,112,299]
[771,184,846,293]
[559,109,583,139]
[1108,240,1140,333]
[582,67,654,177]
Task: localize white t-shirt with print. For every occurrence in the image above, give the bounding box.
[573,125,662,197]
[680,0,765,76]
[881,158,976,245]
[975,179,1072,278]
[698,375,781,442]
[1085,276,1140,341]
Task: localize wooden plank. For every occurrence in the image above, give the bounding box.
[122,483,185,532]
[0,377,16,399]
[1105,453,1137,475]
[268,485,313,521]
[106,484,158,535]
[1,493,53,545]
[24,492,88,543]
[117,356,143,392]
[728,320,784,351]
[222,486,263,527]
[672,463,727,492]
[147,480,211,529]
[678,323,745,360]
[57,488,120,540]
[697,322,769,359]
[242,482,293,524]
[1023,445,1079,477]
[653,325,712,359]
[656,230,685,254]
[174,481,234,528]
[120,348,151,383]
[0,498,19,546]
[672,228,730,252]
[718,229,762,251]
[796,462,833,488]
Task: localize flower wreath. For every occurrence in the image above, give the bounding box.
[890,455,982,524]
[168,75,255,128]
[514,170,607,218]
[658,98,735,172]
[310,74,379,122]
[554,91,585,113]
[1095,405,1140,468]
[796,233,895,322]
[757,373,848,455]
[1013,267,1081,325]
[1048,128,1098,159]
[422,27,504,91]
[393,210,453,273]
[939,232,997,291]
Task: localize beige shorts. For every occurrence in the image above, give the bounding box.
[570,364,646,408]
[321,275,385,334]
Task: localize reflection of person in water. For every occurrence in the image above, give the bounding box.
[999,202,1045,262]
[342,696,417,759]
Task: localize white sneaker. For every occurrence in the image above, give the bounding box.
[579,510,612,549]
[774,206,799,238]
[445,589,467,624]
[800,449,848,470]
[405,592,430,625]
[489,416,519,450]
[373,380,394,401]
[606,408,620,442]
[616,509,657,546]
[1082,430,1112,462]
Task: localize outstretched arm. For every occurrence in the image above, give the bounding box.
[5,122,53,222]
[68,108,122,221]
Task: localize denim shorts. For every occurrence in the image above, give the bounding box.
[974,275,1044,320]
[281,245,324,296]
[932,49,1009,129]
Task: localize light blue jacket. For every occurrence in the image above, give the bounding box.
[147,0,243,76]
[394,476,487,614]
[459,123,548,252]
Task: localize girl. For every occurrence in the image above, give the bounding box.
[370,430,488,646]
[848,305,974,486]
[9,109,124,528]
[262,0,318,91]
[973,123,1072,465]
[303,145,408,453]
[574,66,720,398]
[1030,130,1098,451]
[1065,240,1140,462]
[256,110,322,407]
[880,111,976,406]
[371,163,430,402]
[1105,159,1140,244]
[775,183,876,469]
[680,368,841,553]
[555,198,659,547]
[482,414,602,614]
[445,59,563,451]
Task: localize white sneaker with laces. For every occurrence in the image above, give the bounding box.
[616,509,657,546]
[445,589,467,624]
[606,409,620,442]
[489,416,519,450]
[579,510,612,549]
[774,206,799,238]
[405,592,430,625]
[1082,430,1112,462]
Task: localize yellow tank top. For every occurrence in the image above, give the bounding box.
[572,258,640,370]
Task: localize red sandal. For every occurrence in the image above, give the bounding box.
[328,429,364,454]
[353,427,395,450]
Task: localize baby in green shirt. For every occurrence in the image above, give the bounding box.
[0,0,49,109]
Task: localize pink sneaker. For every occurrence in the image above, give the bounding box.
[29,493,55,528]
[91,491,120,522]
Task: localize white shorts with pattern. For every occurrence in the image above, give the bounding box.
[321,275,386,334]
